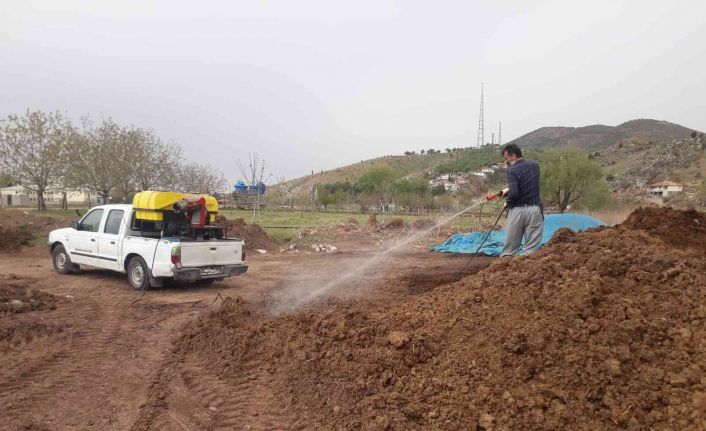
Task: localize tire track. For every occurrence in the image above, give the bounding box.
[0,297,123,424]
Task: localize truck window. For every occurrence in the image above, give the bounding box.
[81,209,104,233]
[103,210,124,235]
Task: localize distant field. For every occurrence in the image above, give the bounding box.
[220,206,505,243]
[11,204,509,245]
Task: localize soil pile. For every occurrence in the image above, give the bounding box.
[0,280,58,313]
[178,208,706,430]
[0,225,35,250]
[411,219,436,231]
[214,215,275,251]
[378,218,409,231]
[622,207,706,254]
[297,220,363,239]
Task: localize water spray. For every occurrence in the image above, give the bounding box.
[273,199,488,314]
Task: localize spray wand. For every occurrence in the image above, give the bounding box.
[455,190,509,276]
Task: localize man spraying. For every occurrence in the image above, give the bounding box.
[486,144,544,256]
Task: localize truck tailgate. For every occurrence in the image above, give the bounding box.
[180,240,243,267]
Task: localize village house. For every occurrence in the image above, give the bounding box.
[646,180,683,198]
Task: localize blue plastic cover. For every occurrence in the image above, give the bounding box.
[431,213,606,256]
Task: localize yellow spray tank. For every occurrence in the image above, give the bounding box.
[132,191,219,224]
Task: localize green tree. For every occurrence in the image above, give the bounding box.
[393,178,429,195]
[539,148,609,212]
[0,110,74,210]
[316,186,334,210]
[431,184,446,196]
[356,165,397,207]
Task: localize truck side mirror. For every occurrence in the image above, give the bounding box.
[71,221,80,230]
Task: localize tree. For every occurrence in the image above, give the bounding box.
[176,162,226,195]
[420,150,426,155]
[0,171,13,187]
[0,110,74,210]
[393,178,429,195]
[539,148,609,212]
[130,128,183,193]
[356,165,397,208]
[69,118,133,202]
[431,184,446,196]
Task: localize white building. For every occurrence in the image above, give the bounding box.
[647,181,683,198]
[0,185,97,207]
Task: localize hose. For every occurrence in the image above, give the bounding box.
[456,204,507,277]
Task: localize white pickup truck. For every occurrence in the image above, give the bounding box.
[48,204,248,290]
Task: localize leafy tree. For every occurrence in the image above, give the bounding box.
[317,186,334,210]
[69,118,133,201]
[0,110,74,210]
[431,184,446,196]
[393,178,429,195]
[420,150,426,155]
[316,181,352,209]
[0,172,12,188]
[131,128,183,193]
[176,162,226,195]
[356,165,397,207]
[539,148,609,212]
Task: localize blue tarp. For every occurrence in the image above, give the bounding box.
[431,213,606,256]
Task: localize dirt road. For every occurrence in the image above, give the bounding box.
[0,240,491,430]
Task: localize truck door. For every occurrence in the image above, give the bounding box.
[96,209,125,270]
[69,208,104,266]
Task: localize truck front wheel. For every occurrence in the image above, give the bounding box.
[127,256,150,290]
[52,245,79,274]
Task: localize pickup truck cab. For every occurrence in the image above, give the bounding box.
[48,204,248,290]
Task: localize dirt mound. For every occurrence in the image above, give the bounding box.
[214,215,275,251]
[176,208,706,430]
[378,218,409,231]
[0,225,35,250]
[621,206,706,253]
[0,280,58,313]
[297,220,363,239]
[411,219,436,230]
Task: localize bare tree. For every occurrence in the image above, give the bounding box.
[0,110,74,210]
[69,118,133,202]
[176,162,226,195]
[236,153,267,220]
[131,129,183,192]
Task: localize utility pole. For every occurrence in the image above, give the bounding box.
[491,133,495,145]
[498,121,502,146]
[476,82,484,147]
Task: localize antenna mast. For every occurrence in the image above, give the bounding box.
[476,82,485,147]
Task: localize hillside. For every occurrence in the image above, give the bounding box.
[283,146,500,196]
[279,119,703,198]
[508,119,697,152]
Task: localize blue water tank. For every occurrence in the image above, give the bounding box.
[234,180,247,193]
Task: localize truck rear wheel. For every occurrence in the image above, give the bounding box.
[127,256,150,290]
[52,245,79,274]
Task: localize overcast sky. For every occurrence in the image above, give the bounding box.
[2,0,705,184]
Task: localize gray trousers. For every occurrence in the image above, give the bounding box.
[501,206,544,257]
